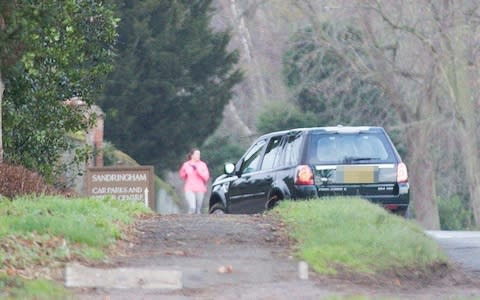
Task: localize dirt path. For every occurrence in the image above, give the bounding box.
[72,214,480,299]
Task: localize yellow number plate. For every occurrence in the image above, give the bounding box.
[343,166,375,183]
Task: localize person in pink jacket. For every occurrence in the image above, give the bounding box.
[179,148,210,214]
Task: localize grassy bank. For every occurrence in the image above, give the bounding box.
[273,197,448,275]
[0,195,152,299]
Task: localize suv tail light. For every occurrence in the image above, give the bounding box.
[397,162,408,183]
[295,165,314,185]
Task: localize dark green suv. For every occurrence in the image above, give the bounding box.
[208,126,410,216]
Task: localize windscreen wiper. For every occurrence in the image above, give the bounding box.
[343,157,379,163]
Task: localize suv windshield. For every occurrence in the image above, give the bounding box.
[306,132,396,165]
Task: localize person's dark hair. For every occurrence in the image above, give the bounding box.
[187,148,199,160]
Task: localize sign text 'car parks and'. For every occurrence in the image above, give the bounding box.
[86,166,155,209]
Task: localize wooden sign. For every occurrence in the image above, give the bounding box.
[86,166,155,209]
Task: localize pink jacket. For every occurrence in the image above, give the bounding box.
[179,160,210,192]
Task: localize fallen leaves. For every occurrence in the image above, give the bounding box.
[6,267,17,276]
[165,250,187,256]
[0,233,70,280]
[217,265,233,274]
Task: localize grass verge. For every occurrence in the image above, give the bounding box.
[0,195,152,299]
[273,196,448,275]
[0,273,70,300]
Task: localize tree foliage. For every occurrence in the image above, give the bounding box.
[98,0,243,174]
[257,22,404,159]
[256,102,317,134]
[0,0,118,181]
[282,24,397,128]
[201,136,246,179]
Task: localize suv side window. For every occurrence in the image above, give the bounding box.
[280,132,303,167]
[240,139,266,174]
[261,135,283,171]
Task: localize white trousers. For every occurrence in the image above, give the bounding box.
[185,191,205,214]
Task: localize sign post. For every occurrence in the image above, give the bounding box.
[144,188,149,208]
[85,166,155,210]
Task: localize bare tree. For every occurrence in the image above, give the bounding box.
[288,1,471,228]
[358,0,442,229]
[293,0,480,228]
[291,0,439,228]
[431,1,480,225]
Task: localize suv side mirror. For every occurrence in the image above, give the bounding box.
[224,163,235,175]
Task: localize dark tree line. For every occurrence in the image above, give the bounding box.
[99,0,243,174]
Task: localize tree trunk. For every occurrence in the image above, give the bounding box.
[407,126,440,229]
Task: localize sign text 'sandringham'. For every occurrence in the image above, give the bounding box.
[86,166,154,209]
[92,173,147,182]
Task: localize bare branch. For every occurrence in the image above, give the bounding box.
[366,0,437,54]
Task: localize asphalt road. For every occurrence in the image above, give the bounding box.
[426,230,480,278]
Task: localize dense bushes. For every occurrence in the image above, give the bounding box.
[0,163,75,199]
[437,196,474,230]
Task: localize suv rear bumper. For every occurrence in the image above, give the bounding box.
[293,183,410,206]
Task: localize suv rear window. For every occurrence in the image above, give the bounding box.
[305,132,396,165]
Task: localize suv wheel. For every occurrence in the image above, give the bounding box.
[209,203,226,214]
[266,194,281,210]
